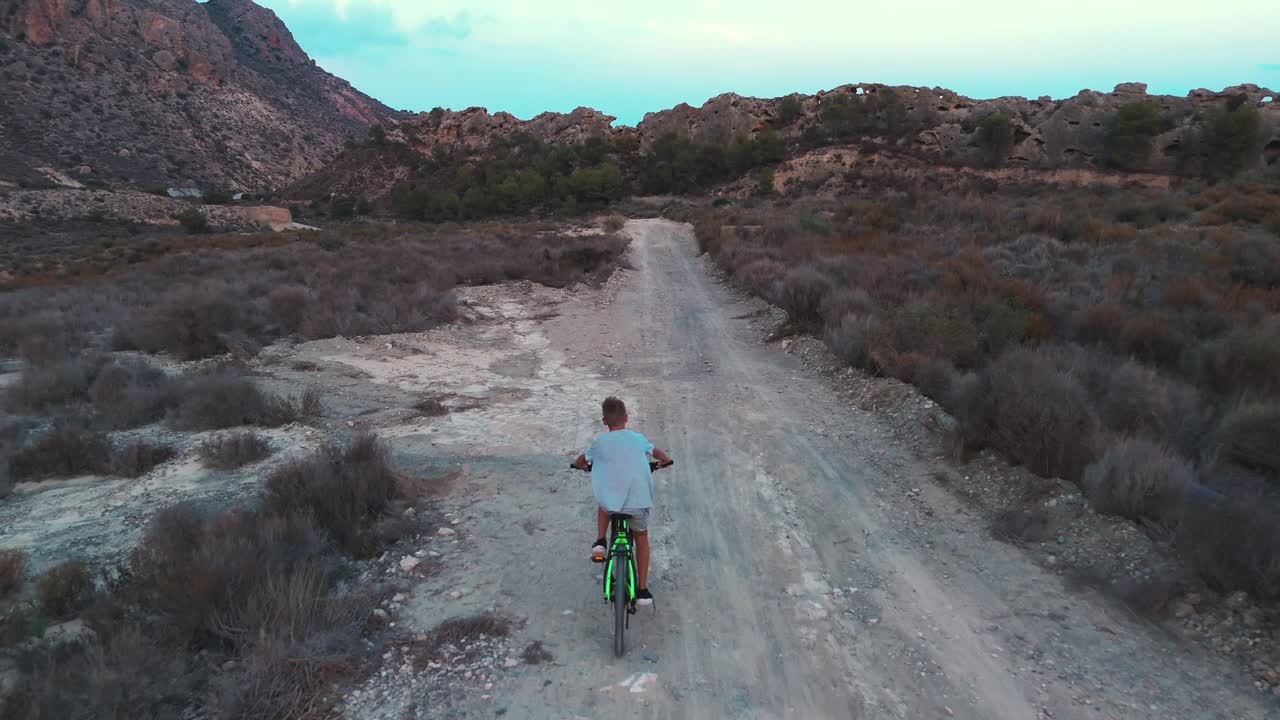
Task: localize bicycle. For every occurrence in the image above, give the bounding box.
[570,459,673,657]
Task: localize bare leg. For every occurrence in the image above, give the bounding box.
[634,531,650,589]
[596,507,609,539]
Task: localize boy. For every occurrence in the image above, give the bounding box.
[572,396,672,606]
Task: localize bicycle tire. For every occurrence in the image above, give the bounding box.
[613,548,627,657]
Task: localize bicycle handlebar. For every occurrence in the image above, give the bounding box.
[570,460,674,472]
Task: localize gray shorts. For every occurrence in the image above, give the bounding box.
[604,507,650,532]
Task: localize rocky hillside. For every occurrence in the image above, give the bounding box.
[637,82,1279,173]
[292,81,1279,207]
[0,0,396,190]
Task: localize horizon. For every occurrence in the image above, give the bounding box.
[258,0,1279,125]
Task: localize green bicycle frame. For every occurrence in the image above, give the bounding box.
[603,518,637,603]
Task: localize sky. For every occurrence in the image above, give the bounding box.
[259,0,1279,126]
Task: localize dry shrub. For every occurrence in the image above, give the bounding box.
[198,432,273,470]
[169,370,297,431]
[36,559,95,618]
[1083,438,1194,523]
[773,266,831,334]
[1099,360,1206,455]
[1163,276,1211,310]
[1201,327,1280,399]
[1073,304,1126,346]
[415,397,450,417]
[10,425,112,481]
[4,353,105,412]
[112,440,177,478]
[0,549,26,597]
[1217,402,1280,479]
[127,504,334,645]
[268,285,312,334]
[991,508,1051,544]
[262,434,397,557]
[826,313,873,367]
[956,347,1099,482]
[1177,498,1280,602]
[0,311,79,364]
[603,214,627,233]
[734,258,787,297]
[693,215,725,255]
[521,640,554,665]
[116,285,247,360]
[1120,313,1187,369]
[870,301,979,368]
[89,359,175,429]
[2,624,198,720]
[912,356,959,403]
[300,386,323,418]
[412,614,512,667]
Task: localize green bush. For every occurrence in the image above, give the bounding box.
[1106,102,1168,171]
[1181,101,1262,178]
[776,94,803,126]
[756,168,776,196]
[976,112,1014,167]
[174,208,208,234]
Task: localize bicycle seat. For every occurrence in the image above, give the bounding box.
[608,512,634,520]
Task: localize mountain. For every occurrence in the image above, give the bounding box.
[0,0,397,190]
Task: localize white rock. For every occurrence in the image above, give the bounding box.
[393,593,407,602]
[437,527,457,537]
[372,609,389,620]
[449,591,463,599]
[399,557,422,572]
[503,657,520,668]
[428,551,441,558]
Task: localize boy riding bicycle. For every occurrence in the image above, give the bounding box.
[572,397,673,606]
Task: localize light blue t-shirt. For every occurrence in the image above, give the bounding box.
[586,429,655,511]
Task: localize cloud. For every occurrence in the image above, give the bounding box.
[425,11,474,39]
[264,1,1279,124]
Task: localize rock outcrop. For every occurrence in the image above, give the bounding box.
[638,82,1280,175]
[0,0,397,189]
[398,106,630,153]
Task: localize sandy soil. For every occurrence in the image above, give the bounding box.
[335,220,1274,719]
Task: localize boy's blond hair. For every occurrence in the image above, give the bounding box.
[602,396,627,427]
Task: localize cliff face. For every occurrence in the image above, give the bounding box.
[0,0,397,189]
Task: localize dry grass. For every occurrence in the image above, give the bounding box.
[1,225,629,363]
[10,425,113,481]
[0,549,26,598]
[169,369,298,431]
[198,431,273,470]
[111,440,177,478]
[35,559,95,618]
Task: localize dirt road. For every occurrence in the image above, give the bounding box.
[360,219,1272,719]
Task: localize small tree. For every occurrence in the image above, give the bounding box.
[1204,101,1261,177]
[1106,102,1167,171]
[368,123,388,146]
[756,167,776,196]
[976,112,1014,167]
[329,196,356,219]
[776,94,802,126]
[175,208,208,234]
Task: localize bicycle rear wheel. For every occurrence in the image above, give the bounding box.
[613,549,627,657]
